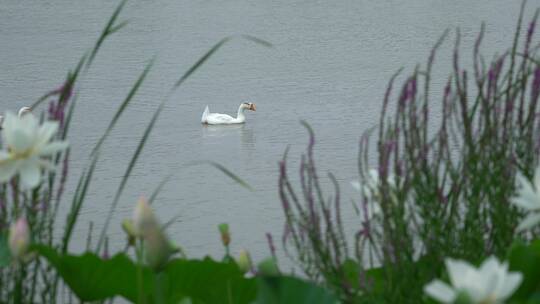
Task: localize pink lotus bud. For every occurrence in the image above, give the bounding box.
[8,218,30,259]
[133,197,158,237]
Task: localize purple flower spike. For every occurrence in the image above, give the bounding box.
[526,21,536,55]
[531,67,540,103]
[266,233,277,260]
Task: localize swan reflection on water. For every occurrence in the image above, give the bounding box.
[201,123,255,147]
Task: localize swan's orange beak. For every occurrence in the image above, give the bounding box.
[250,103,256,111]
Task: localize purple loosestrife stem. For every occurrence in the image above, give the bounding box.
[300,155,316,230]
[278,158,303,254]
[507,0,527,95]
[56,150,69,207]
[266,232,277,261]
[474,23,485,84]
[535,113,540,154]
[528,67,540,122]
[519,17,538,127]
[279,161,291,213]
[525,20,536,57]
[279,160,297,249]
[329,173,346,257]
[379,68,404,140]
[102,237,109,260]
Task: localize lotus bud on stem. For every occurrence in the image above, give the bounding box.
[131,196,176,271]
[257,257,280,276]
[8,218,31,262]
[218,223,232,261]
[121,219,136,247]
[236,249,252,274]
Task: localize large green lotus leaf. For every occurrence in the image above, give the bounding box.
[160,257,257,304]
[508,239,540,301]
[255,276,339,304]
[35,245,256,303]
[35,245,155,302]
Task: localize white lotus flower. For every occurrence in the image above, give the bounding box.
[424,256,522,304]
[511,166,540,231]
[0,112,68,189]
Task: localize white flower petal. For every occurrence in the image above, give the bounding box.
[36,121,59,147]
[446,258,474,289]
[516,213,540,231]
[0,155,18,183]
[515,172,540,201]
[38,141,68,156]
[534,166,540,191]
[1,112,17,134]
[18,161,41,189]
[512,196,540,211]
[9,128,34,153]
[496,272,523,300]
[424,280,456,303]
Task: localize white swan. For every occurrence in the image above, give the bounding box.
[0,106,32,129]
[201,102,256,125]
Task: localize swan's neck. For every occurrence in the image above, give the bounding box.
[236,106,246,122]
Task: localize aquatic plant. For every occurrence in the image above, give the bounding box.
[277,1,540,302]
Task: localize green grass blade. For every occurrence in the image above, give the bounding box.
[62,153,100,253]
[96,101,165,252]
[173,37,232,89]
[31,54,86,110]
[149,173,174,205]
[61,96,77,141]
[207,161,253,191]
[108,20,129,36]
[240,35,273,48]
[86,0,128,69]
[91,60,153,156]
[173,35,272,90]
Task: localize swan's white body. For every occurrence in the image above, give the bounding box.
[201,103,256,125]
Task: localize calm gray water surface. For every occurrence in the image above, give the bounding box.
[0,1,524,264]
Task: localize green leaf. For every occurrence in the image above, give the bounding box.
[508,239,540,301]
[255,276,338,304]
[35,245,256,303]
[86,0,128,68]
[91,60,154,156]
[96,99,165,252]
[172,35,272,90]
[161,257,257,304]
[342,259,365,292]
[34,245,154,302]
[173,37,231,89]
[207,161,253,191]
[0,234,11,267]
